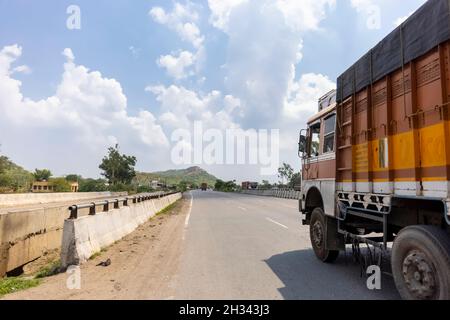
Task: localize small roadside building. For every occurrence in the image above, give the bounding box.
[31,181,54,193]
[31,180,79,193]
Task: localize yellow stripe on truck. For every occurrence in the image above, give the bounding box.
[352,121,450,174]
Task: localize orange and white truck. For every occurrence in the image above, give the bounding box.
[298,0,450,300]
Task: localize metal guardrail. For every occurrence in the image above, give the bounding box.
[68,191,179,219]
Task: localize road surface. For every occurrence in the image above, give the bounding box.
[174,191,399,300]
[4,191,400,300]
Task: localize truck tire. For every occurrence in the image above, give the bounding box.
[310,208,339,263]
[391,225,450,300]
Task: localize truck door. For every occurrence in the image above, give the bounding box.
[304,121,321,180]
[303,113,337,217]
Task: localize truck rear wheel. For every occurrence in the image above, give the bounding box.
[391,225,450,300]
[310,208,339,263]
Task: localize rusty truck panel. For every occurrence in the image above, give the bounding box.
[336,43,450,198]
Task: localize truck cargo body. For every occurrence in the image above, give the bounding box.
[299,0,450,300]
[302,0,450,221]
[335,41,450,222]
[336,41,450,200]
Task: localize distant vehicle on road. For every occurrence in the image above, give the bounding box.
[201,183,208,191]
[242,181,258,190]
[298,0,450,300]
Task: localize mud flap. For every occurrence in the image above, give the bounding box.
[325,216,345,251]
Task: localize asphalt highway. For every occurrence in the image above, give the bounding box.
[173,191,400,300]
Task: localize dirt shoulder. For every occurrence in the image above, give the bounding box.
[2,194,190,300]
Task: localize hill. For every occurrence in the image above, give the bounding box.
[134,166,218,187]
[0,156,33,193]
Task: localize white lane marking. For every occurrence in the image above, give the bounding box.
[182,192,194,241]
[185,192,193,227]
[238,206,248,211]
[266,217,289,229]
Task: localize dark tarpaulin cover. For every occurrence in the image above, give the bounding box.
[336,0,450,103]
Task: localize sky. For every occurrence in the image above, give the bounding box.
[0,0,427,183]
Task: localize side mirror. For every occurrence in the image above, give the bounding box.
[298,132,306,154]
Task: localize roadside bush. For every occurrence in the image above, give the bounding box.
[50,178,71,192]
[136,185,155,193]
[78,178,108,192]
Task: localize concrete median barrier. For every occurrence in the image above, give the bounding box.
[0,192,127,276]
[240,189,300,200]
[0,192,127,208]
[60,193,182,268]
[0,206,67,276]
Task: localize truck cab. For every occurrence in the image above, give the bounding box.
[299,90,338,221]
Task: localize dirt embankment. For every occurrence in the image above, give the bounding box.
[2,195,190,300]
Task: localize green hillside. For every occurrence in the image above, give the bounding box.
[0,156,33,193]
[134,166,218,187]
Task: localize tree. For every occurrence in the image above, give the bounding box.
[0,156,8,174]
[278,163,294,185]
[215,179,225,191]
[65,174,81,182]
[33,169,52,182]
[136,185,154,193]
[214,179,237,192]
[79,178,108,192]
[260,180,272,190]
[289,172,301,189]
[0,156,11,186]
[99,144,137,185]
[50,178,71,192]
[178,181,188,192]
[190,183,199,190]
[0,154,33,192]
[0,174,13,188]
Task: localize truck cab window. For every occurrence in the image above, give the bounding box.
[309,123,321,157]
[323,114,336,153]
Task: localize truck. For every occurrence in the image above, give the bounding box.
[201,183,208,191]
[242,181,259,190]
[298,0,450,300]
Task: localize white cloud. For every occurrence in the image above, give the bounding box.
[150,2,206,79]
[394,11,413,27]
[0,44,22,75]
[204,0,337,176]
[146,84,241,131]
[295,40,304,63]
[283,73,335,120]
[350,0,374,12]
[12,65,31,74]
[149,2,204,48]
[275,0,336,33]
[218,0,335,128]
[129,46,140,58]
[0,44,169,176]
[62,48,75,62]
[208,0,335,33]
[157,50,196,80]
[207,0,248,32]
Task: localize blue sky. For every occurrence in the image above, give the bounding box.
[0,0,427,182]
